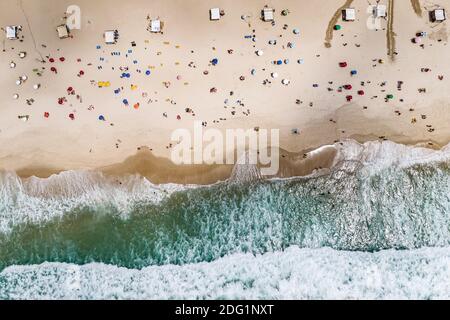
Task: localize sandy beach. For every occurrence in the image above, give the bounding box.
[1,0,450,184]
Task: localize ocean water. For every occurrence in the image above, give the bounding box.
[0,140,449,299]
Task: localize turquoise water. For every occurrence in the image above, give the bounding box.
[0,140,449,299]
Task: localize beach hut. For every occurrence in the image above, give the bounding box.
[56,25,69,39]
[373,5,387,18]
[5,25,21,40]
[150,19,161,33]
[262,8,274,21]
[342,8,356,21]
[210,8,221,20]
[104,30,117,44]
[430,9,446,22]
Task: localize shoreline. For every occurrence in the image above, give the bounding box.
[11,136,448,185]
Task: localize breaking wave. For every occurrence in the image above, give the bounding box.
[0,139,449,299]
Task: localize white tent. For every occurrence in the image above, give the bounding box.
[6,26,19,40]
[104,30,116,44]
[56,25,69,39]
[150,20,161,33]
[262,8,274,21]
[210,8,220,20]
[373,5,387,18]
[432,9,446,22]
[343,8,356,21]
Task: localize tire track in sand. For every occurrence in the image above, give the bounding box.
[387,0,396,60]
[410,0,422,17]
[324,0,354,48]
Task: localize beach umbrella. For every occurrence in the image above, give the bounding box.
[145,70,151,75]
[10,62,16,68]
[282,79,290,85]
[276,60,283,65]
[256,50,264,56]
[211,58,219,65]
[271,72,278,78]
[293,28,300,34]
[19,52,26,58]
[98,115,105,121]
[334,25,341,30]
[344,84,352,90]
[69,113,75,120]
[123,99,129,105]
[297,58,304,64]
[15,79,22,85]
[351,70,357,76]
[284,59,289,64]
[358,90,365,95]
[339,62,347,68]
[13,94,19,99]
[44,112,50,118]
[346,95,353,102]
[387,94,394,99]
[33,84,40,90]
[414,37,422,44]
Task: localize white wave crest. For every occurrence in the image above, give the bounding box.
[0,170,188,234]
[1,245,449,300]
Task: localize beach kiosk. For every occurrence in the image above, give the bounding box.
[210,8,221,20]
[343,8,356,21]
[373,4,387,18]
[56,25,69,39]
[5,25,21,40]
[430,9,446,22]
[262,8,274,21]
[150,19,161,33]
[104,30,117,44]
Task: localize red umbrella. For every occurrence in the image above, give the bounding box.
[69,113,75,120]
[346,95,353,102]
[339,62,348,68]
[358,90,365,95]
[344,84,352,90]
[44,112,50,118]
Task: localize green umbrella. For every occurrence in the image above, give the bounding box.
[334,25,342,30]
[387,94,394,99]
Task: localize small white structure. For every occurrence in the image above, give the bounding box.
[343,8,356,21]
[56,25,69,39]
[262,8,274,21]
[150,19,161,33]
[431,9,446,22]
[6,26,21,40]
[373,4,387,18]
[210,8,221,20]
[104,30,117,44]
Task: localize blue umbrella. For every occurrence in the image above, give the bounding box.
[99,115,105,121]
[211,58,218,65]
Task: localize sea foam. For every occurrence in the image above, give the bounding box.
[1,245,449,300]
